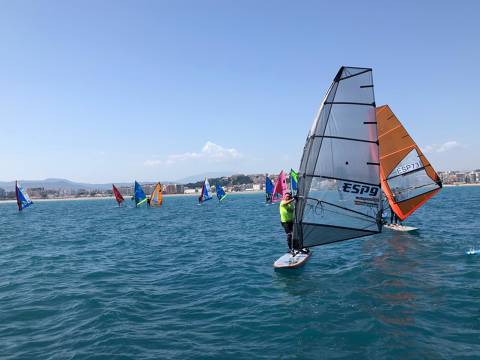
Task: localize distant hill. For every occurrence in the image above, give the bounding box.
[0,174,237,191]
[0,178,130,192]
[173,171,236,184]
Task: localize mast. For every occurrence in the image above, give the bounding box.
[294,66,382,249]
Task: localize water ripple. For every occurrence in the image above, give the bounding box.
[0,188,479,359]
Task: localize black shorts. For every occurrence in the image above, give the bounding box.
[281,222,293,234]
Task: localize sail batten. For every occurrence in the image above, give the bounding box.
[377,105,442,221]
[294,66,382,249]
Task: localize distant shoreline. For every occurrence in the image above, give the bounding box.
[0,190,264,204]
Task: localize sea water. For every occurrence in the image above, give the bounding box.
[0,187,479,359]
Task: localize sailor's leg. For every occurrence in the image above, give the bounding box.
[286,222,294,251]
[281,222,291,249]
[282,222,294,250]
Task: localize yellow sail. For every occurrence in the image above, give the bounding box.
[150,182,163,206]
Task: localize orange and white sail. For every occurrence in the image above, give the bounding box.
[150,182,163,206]
[377,105,442,220]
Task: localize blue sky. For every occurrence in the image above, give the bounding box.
[1,0,479,183]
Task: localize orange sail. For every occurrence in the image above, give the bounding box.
[150,182,163,206]
[377,105,442,220]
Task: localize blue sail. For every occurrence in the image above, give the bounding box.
[199,178,213,203]
[216,184,227,201]
[15,181,33,211]
[265,176,274,203]
[134,181,147,207]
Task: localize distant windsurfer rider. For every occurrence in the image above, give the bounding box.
[390,207,400,225]
[388,193,401,226]
[279,192,299,251]
[266,192,272,203]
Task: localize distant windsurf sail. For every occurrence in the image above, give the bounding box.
[265,175,274,203]
[15,181,33,211]
[377,105,442,220]
[150,182,163,206]
[293,66,382,249]
[290,169,298,194]
[272,170,287,203]
[112,184,124,206]
[134,181,147,207]
[199,178,213,203]
[215,184,227,201]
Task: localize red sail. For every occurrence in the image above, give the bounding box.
[112,184,124,206]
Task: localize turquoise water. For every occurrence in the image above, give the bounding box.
[0,187,479,359]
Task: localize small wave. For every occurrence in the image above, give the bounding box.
[466,248,479,255]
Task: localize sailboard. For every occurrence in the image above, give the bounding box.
[15,181,33,211]
[384,224,418,232]
[150,182,163,206]
[112,184,124,206]
[198,178,213,203]
[215,184,227,202]
[377,105,442,222]
[134,181,147,207]
[273,251,311,269]
[271,171,287,203]
[275,66,383,268]
[265,175,274,203]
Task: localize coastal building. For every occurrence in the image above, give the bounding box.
[6,191,16,199]
[118,186,133,196]
[27,187,46,198]
[455,173,466,183]
[165,184,177,194]
[0,188,5,199]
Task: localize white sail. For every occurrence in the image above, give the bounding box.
[294,66,382,248]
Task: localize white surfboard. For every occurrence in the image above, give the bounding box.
[384,224,418,232]
[273,251,311,269]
